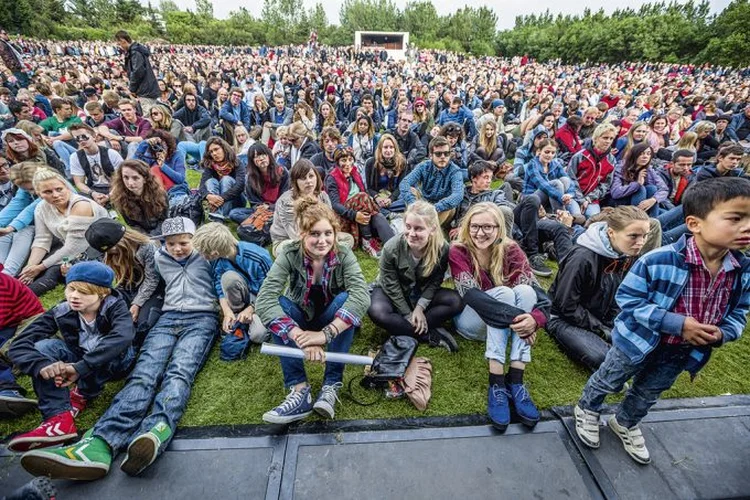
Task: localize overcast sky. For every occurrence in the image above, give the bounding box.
[163,0,733,30]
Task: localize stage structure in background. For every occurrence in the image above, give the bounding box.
[354,31,410,60]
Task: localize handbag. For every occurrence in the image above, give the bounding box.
[360,335,418,388]
[237,205,273,246]
[168,188,205,227]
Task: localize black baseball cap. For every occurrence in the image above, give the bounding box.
[85,218,126,253]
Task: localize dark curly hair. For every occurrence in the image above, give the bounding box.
[110,159,168,223]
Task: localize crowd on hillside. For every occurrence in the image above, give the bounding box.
[0,29,749,486]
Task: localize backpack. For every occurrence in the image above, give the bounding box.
[220,323,251,361]
[168,188,205,227]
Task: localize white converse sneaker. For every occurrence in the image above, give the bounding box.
[608,415,651,465]
[574,405,601,448]
[313,382,343,419]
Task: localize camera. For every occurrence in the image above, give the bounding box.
[150,143,165,153]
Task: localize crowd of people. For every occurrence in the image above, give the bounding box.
[0,28,750,483]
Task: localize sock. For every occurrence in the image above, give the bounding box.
[489,373,505,387]
[507,367,524,385]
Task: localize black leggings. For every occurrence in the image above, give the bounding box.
[546,317,610,372]
[368,287,463,339]
[360,213,395,242]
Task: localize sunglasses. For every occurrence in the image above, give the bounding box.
[74,134,91,141]
[433,151,451,158]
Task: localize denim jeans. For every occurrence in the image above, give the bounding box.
[0,225,35,276]
[52,141,77,177]
[32,338,135,420]
[584,202,601,218]
[612,185,660,216]
[533,178,581,215]
[205,176,239,217]
[228,206,255,225]
[579,343,693,428]
[177,140,207,165]
[454,285,536,364]
[270,292,355,388]
[546,317,610,372]
[93,311,218,453]
[657,205,688,245]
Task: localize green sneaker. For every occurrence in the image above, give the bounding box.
[120,421,172,476]
[20,429,111,481]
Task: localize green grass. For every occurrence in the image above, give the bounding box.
[3,171,750,437]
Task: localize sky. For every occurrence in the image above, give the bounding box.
[163,0,733,30]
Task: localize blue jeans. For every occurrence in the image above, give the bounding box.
[454,285,536,364]
[205,176,239,217]
[584,202,601,218]
[93,311,218,453]
[0,225,34,277]
[228,206,255,225]
[176,140,206,165]
[579,343,693,428]
[657,205,688,245]
[533,178,581,215]
[52,140,77,177]
[613,184,660,216]
[271,292,355,388]
[32,338,135,420]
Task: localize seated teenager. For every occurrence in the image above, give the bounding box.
[567,123,618,218]
[109,160,168,236]
[2,127,66,179]
[509,126,550,193]
[693,143,747,181]
[399,136,464,226]
[8,261,136,451]
[69,123,123,207]
[364,133,410,216]
[199,137,247,221]
[20,217,220,480]
[513,196,575,277]
[546,207,650,371]
[133,129,187,198]
[228,143,290,232]
[192,222,272,344]
[368,201,463,352]
[449,202,551,432]
[18,168,108,296]
[270,159,354,256]
[609,142,669,216]
[310,126,343,176]
[256,199,370,424]
[439,121,469,174]
[0,161,42,276]
[0,266,44,418]
[469,120,507,168]
[325,146,394,257]
[84,219,163,347]
[451,161,515,239]
[522,139,582,217]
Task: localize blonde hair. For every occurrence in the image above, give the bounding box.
[456,202,508,286]
[693,120,716,136]
[288,121,314,141]
[104,228,152,287]
[592,123,618,142]
[275,125,289,139]
[294,197,339,249]
[149,104,173,131]
[676,131,698,152]
[192,222,238,258]
[604,205,649,231]
[66,281,111,299]
[32,167,69,191]
[404,201,444,276]
[9,161,42,185]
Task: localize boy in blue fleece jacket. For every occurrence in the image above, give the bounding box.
[574,177,750,465]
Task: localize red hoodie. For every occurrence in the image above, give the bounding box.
[555,123,582,157]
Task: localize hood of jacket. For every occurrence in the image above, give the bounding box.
[129,42,151,58]
[576,222,621,259]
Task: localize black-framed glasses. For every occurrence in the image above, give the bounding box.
[433,151,451,158]
[469,224,499,234]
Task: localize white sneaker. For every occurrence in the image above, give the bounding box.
[608,415,651,465]
[313,382,343,419]
[574,405,601,448]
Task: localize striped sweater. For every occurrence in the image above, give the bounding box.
[612,236,750,375]
[0,264,44,329]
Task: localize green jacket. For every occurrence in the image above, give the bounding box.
[256,240,370,341]
[375,234,450,316]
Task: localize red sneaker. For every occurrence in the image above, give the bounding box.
[8,411,78,452]
[69,386,87,418]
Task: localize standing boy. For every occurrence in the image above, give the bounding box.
[20,217,220,480]
[574,177,750,464]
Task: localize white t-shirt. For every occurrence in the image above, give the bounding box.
[70,148,123,187]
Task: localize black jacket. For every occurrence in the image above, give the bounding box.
[387,128,427,167]
[124,43,159,99]
[548,240,631,332]
[9,292,135,379]
[173,104,212,130]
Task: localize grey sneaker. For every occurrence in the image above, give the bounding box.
[608,415,651,464]
[263,386,313,424]
[313,382,343,419]
[574,405,600,448]
[529,254,553,277]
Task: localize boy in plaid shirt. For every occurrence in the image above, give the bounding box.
[574,177,750,464]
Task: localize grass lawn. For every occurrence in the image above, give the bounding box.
[3,171,750,437]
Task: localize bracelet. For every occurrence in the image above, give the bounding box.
[322,325,334,344]
[328,323,340,337]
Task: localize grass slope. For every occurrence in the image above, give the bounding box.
[3,171,750,437]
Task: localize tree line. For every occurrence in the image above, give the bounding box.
[1,0,749,67]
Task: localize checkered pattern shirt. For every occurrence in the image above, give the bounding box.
[663,237,739,344]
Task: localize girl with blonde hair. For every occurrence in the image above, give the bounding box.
[368,200,462,351]
[449,202,550,432]
[0,161,42,276]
